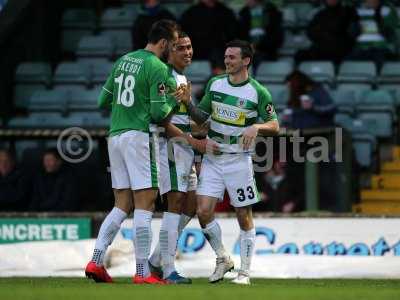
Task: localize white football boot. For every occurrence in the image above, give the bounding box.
[231,271,250,285]
[209,256,234,283]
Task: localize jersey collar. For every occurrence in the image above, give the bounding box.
[227,76,250,87]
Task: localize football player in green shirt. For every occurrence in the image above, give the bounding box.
[86,19,179,285]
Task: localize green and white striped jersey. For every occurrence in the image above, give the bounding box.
[166,64,191,132]
[198,74,277,153]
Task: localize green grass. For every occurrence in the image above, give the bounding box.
[0,278,399,300]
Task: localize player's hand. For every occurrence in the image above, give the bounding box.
[172,86,185,104]
[192,138,220,155]
[179,82,192,106]
[241,125,258,151]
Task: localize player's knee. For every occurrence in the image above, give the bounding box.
[196,206,212,224]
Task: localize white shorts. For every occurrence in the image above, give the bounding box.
[159,137,197,195]
[108,130,160,190]
[196,153,259,207]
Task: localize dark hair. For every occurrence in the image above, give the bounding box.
[43,148,61,160]
[285,70,315,108]
[225,39,254,66]
[147,19,179,44]
[178,31,189,39]
[0,148,15,162]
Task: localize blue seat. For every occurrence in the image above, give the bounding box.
[329,89,357,116]
[91,62,114,85]
[101,30,133,56]
[15,62,52,86]
[8,112,69,129]
[62,29,94,53]
[53,62,91,88]
[100,8,136,29]
[69,88,100,111]
[184,60,212,83]
[255,61,293,84]
[28,89,69,114]
[337,61,377,84]
[279,32,311,56]
[378,62,400,84]
[14,84,47,109]
[266,84,288,111]
[336,83,372,103]
[76,35,114,59]
[299,61,335,84]
[348,119,377,168]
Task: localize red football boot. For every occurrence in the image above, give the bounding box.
[85,261,113,283]
[132,274,168,285]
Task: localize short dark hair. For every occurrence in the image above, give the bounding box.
[147,19,179,44]
[226,39,254,66]
[178,31,189,39]
[43,148,61,160]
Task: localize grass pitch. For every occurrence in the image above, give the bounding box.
[1,278,399,300]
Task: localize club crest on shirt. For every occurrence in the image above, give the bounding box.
[236,98,246,108]
[158,82,166,95]
[266,103,275,115]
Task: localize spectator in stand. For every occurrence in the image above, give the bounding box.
[180,0,238,66]
[238,0,284,66]
[0,149,31,211]
[30,148,79,212]
[283,71,336,129]
[254,160,300,212]
[348,0,399,68]
[295,0,359,65]
[132,0,176,50]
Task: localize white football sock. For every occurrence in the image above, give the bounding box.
[160,212,180,278]
[92,207,127,266]
[202,220,227,258]
[178,214,192,236]
[133,209,153,278]
[240,228,256,274]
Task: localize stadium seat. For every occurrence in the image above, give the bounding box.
[69,88,101,112]
[378,62,400,84]
[266,84,288,112]
[14,84,47,109]
[53,62,91,88]
[101,30,133,56]
[255,61,293,84]
[337,61,377,84]
[62,29,94,53]
[61,9,96,30]
[7,112,72,129]
[334,113,353,130]
[15,62,52,86]
[164,3,191,18]
[298,61,335,84]
[184,60,212,83]
[91,62,114,85]
[100,8,136,29]
[349,119,377,168]
[282,7,296,30]
[287,2,315,28]
[279,32,311,56]
[28,89,69,114]
[329,89,357,116]
[336,83,372,103]
[379,84,400,106]
[356,90,395,138]
[76,35,114,60]
[70,112,109,128]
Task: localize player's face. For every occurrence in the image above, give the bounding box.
[170,37,193,70]
[224,47,247,75]
[161,31,179,61]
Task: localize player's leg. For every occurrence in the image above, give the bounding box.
[225,153,259,285]
[86,135,132,283]
[125,131,166,284]
[232,206,255,285]
[196,155,234,283]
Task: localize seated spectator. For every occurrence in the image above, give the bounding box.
[348,0,399,68]
[0,149,31,211]
[30,148,79,212]
[295,0,359,65]
[132,0,176,50]
[254,160,299,212]
[283,71,336,129]
[238,0,284,66]
[181,0,238,66]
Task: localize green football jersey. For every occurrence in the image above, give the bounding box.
[198,74,277,153]
[98,49,176,136]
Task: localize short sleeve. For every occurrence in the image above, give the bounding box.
[98,64,116,109]
[257,86,278,122]
[197,79,213,114]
